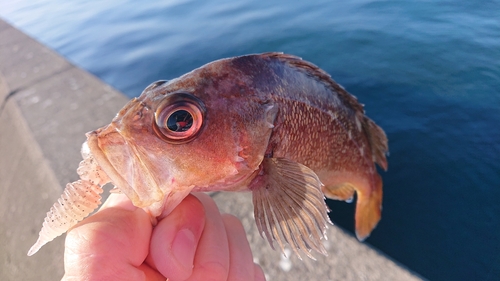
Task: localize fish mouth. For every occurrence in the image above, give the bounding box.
[85,127,143,205]
[85,121,166,209]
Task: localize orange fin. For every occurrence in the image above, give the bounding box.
[354,173,383,241]
[251,158,330,259]
[323,174,383,241]
[352,116,387,240]
[322,183,355,202]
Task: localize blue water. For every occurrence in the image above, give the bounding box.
[2,0,499,280]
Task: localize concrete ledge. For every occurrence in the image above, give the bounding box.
[0,18,422,280]
[1,72,64,280]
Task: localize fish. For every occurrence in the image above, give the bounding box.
[28,52,388,259]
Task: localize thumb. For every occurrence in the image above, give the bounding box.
[148,194,206,281]
[63,193,153,280]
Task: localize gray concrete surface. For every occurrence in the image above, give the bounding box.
[0,71,64,280]
[0,19,423,280]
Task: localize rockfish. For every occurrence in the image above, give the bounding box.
[28,53,388,258]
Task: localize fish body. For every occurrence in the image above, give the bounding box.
[28,53,388,258]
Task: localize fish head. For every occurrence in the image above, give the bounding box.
[85,58,277,214]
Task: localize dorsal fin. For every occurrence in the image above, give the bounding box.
[260,52,365,114]
[262,52,389,170]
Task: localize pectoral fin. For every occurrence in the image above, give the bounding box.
[250,158,330,259]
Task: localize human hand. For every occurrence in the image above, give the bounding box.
[62,192,266,281]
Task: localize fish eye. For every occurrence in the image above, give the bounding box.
[166,109,192,132]
[153,92,205,144]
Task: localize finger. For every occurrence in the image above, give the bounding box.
[223,214,256,281]
[137,264,166,281]
[99,192,137,212]
[148,194,206,281]
[64,204,152,280]
[186,193,230,281]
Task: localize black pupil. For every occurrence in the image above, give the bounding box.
[167,110,193,132]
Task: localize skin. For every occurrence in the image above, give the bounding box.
[62,192,265,281]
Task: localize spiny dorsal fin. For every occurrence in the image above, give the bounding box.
[263,52,389,170]
[251,157,330,259]
[261,52,365,114]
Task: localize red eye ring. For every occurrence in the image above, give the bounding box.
[153,92,205,144]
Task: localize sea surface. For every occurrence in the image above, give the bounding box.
[2,0,499,280]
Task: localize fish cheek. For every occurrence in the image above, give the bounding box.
[234,102,278,168]
[170,140,240,186]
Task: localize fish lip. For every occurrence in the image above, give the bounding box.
[85,128,140,203]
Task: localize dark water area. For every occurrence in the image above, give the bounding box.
[2,0,499,280]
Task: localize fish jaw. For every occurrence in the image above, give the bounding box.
[86,123,167,211]
[84,96,176,214]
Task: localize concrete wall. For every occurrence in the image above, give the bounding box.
[0,19,423,281]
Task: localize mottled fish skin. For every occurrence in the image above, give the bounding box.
[228,54,388,241]
[28,52,388,259]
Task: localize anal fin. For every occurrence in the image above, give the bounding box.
[323,173,383,241]
[250,158,330,259]
[322,183,355,203]
[354,173,382,241]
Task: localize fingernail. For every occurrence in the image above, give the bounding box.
[172,228,196,271]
